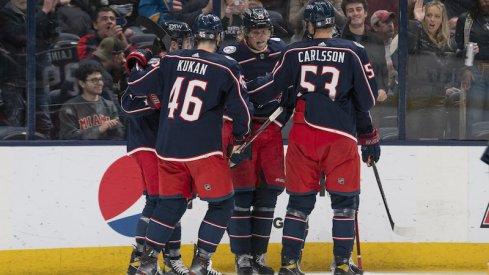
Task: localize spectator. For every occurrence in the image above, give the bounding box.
[81,37,127,119]
[220,0,248,44]
[406,0,457,139]
[454,0,489,139]
[59,62,124,139]
[370,9,399,131]
[0,0,59,138]
[173,0,213,27]
[138,0,182,26]
[288,0,345,42]
[341,0,389,102]
[77,6,129,60]
[57,0,92,37]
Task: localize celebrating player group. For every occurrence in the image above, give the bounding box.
[122,1,381,275]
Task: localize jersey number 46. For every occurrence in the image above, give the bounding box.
[168,77,207,121]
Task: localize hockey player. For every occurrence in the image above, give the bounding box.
[247,1,380,274]
[123,20,195,275]
[219,7,291,275]
[125,13,253,275]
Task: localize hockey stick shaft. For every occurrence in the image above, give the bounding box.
[372,162,395,230]
[235,106,283,154]
[354,210,363,270]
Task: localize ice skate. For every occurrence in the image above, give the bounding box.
[278,256,305,275]
[235,254,253,275]
[136,246,162,275]
[333,256,355,275]
[330,258,363,274]
[164,254,190,275]
[252,254,274,275]
[127,245,141,275]
[189,246,224,275]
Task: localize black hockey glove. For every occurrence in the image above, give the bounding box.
[228,135,252,168]
[482,146,489,165]
[125,48,153,73]
[358,128,381,166]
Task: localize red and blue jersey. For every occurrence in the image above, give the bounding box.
[220,38,292,127]
[127,49,253,161]
[248,38,378,139]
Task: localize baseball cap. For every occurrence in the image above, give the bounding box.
[94,37,124,61]
[370,10,395,26]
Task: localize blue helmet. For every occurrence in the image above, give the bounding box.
[303,0,335,28]
[243,8,273,31]
[162,20,193,41]
[193,14,223,40]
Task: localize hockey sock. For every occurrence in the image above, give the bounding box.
[330,194,358,259]
[135,195,157,248]
[251,207,275,254]
[165,221,182,257]
[197,197,234,253]
[145,198,187,253]
[281,194,316,262]
[332,215,355,259]
[251,189,279,255]
[228,192,253,255]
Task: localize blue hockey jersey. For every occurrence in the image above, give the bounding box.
[248,38,378,139]
[127,49,253,161]
[220,38,292,127]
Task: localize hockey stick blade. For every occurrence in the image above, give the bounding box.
[136,16,171,52]
[372,162,416,237]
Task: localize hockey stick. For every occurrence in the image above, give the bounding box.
[354,210,364,272]
[229,107,283,167]
[135,16,171,53]
[372,162,416,237]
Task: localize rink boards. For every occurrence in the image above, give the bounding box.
[0,145,488,273]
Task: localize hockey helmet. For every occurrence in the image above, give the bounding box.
[243,7,273,31]
[161,20,193,50]
[304,0,335,28]
[193,13,224,40]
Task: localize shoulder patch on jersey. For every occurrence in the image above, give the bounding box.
[353,41,365,49]
[148,57,160,67]
[223,46,237,54]
[270,37,281,42]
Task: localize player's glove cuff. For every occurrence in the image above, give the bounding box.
[125,48,153,73]
[358,128,380,146]
[147,93,161,109]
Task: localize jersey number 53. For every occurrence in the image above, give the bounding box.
[300,65,340,101]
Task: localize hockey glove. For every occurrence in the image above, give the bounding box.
[358,128,381,166]
[482,146,489,165]
[147,93,161,109]
[229,144,252,168]
[125,48,153,73]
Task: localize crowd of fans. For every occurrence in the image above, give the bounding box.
[0,0,487,140]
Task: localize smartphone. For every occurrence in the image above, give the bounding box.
[234,0,240,5]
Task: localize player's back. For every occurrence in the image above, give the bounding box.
[276,38,377,135]
[156,49,251,160]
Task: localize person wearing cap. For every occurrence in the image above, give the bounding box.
[341,0,389,104]
[78,37,127,122]
[370,9,399,132]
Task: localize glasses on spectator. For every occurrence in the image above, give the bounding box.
[85,78,104,84]
[248,29,271,38]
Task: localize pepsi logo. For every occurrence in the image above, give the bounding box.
[98,156,145,237]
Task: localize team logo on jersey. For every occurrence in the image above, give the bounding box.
[223,46,237,54]
[481,202,489,228]
[98,156,145,237]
